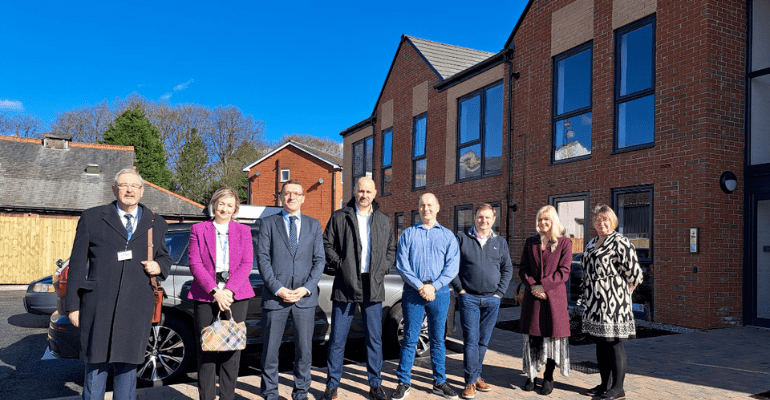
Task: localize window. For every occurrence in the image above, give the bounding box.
[490,202,502,235]
[280,169,290,182]
[553,43,593,162]
[615,16,655,151]
[550,193,590,305]
[612,187,653,261]
[395,212,404,241]
[166,231,191,265]
[352,136,374,196]
[411,210,420,226]
[382,129,393,194]
[454,205,474,235]
[457,82,504,180]
[412,114,427,189]
[749,0,770,166]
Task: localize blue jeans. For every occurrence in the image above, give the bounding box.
[396,284,450,385]
[82,362,137,400]
[326,300,383,389]
[458,293,501,383]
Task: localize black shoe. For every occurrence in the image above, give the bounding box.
[320,387,337,400]
[369,385,387,400]
[540,379,553,396]
[599,389,625,400]
[524,378,536,391]
[585,384,606,397]
[433,382,459,399]
[392,383,411,400]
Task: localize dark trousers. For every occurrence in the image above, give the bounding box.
[325,300,383,389]
[260,305,315,400]
[458,293,501,384]
[596,339,627,392]
[194,299,249,400]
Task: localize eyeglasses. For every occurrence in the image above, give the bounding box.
[116,183,143,190]
[283,191,304,197]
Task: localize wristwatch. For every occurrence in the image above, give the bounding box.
[209,288,218,296]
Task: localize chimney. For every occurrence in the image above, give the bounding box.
[43,132,73,150]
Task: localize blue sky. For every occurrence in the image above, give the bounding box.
[1,1,527,143]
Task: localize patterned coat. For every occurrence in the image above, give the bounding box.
[518,235,572,338]
[581,231,643,339]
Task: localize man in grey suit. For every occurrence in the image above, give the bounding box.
[258,179,326,400]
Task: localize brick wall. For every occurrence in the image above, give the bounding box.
[247,146,341,226]
[510,0,746,329]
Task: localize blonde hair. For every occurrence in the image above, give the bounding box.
[209,187,240,219]
[592,204,618,230]
[536,205,564,251]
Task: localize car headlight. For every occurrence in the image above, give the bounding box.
[33,283,54,292]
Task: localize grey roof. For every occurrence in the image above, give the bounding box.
[405,35,496,80]
[0,136,206,219]
[242,140,342,172]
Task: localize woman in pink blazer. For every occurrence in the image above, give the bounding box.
[518,205,572,396]
[187,187,255,400]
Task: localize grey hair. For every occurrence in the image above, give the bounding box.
[113,168,144,187]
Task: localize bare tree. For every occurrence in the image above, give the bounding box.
[0,112,44,137]
[280,133,343,158]
[50,100,112,142]
[206,105,267,181]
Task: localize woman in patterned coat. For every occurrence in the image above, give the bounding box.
[580,204,643,400]
[518,205,572,395]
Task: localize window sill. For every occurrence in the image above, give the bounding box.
[455,171,503,184]
[612,142,655,155]
[551,154,591,165]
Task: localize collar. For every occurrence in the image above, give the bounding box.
[417,221,442,230]
[282,210,301,219]
[355,204,372,217]
[470,226,494,239]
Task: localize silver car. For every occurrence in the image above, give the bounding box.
[49,222,453,384]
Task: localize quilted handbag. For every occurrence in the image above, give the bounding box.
[200,311,247,351]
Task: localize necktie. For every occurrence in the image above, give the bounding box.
[124,214,133,236]
[289,216,298,255]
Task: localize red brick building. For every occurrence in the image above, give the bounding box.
[243,141,343,226]
[342,1,770,330]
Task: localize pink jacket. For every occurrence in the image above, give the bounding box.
[187,220,256,302]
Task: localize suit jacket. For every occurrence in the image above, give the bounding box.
[187,220,256,302]
[65,202,172,364]
[257,212,326,310]
[518,235,572,337]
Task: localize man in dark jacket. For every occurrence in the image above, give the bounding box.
[66,169,172,400]
[450,204,513,399]
[319,176,396,400]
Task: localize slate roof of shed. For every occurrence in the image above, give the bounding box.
[0,135,206,219]
[405,35,496,80]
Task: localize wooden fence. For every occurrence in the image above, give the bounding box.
[0,215,78,284]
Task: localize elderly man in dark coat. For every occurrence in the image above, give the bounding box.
[65,168,172,400]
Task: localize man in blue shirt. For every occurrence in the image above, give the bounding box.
[393,193,460,400]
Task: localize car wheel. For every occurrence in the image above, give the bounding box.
[386,302,430,358]
[136,314,194,385]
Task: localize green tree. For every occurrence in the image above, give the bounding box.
[102,107,173,189]
[214,140,264,201]
[173,128,211,204]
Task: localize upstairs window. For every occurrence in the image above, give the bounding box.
[553,43,593,162]
[352,136,373,197]
[382,129,393,195]
[615,16,656,151]
[413,114,427,189]
[280,169,290,182]
[457,82,504,180]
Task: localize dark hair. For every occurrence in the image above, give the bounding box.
[281,179,304,195]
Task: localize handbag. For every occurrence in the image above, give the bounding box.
[148,225,166,324]
[200,311,247,351]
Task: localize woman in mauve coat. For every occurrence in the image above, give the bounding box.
[518,205,572,396]
[188,187,255,400]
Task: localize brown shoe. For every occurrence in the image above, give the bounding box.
[462,383,476,399]
[475,378,492,392]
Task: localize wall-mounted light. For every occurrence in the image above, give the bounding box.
[254,171,260,176]
[719,171,737,194]
[318,178,324,184]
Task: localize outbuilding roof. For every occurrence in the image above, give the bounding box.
[242,140,342,172]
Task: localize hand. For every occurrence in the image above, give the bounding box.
[419,284,436,302]
[276,287,294,302]
[141,260,161,276]
[629,282,637,293]
[69,310,80,328]
[531,285,547,300]
[493,294,501,299]
[212,289,233,311]
[459,290,467,295]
